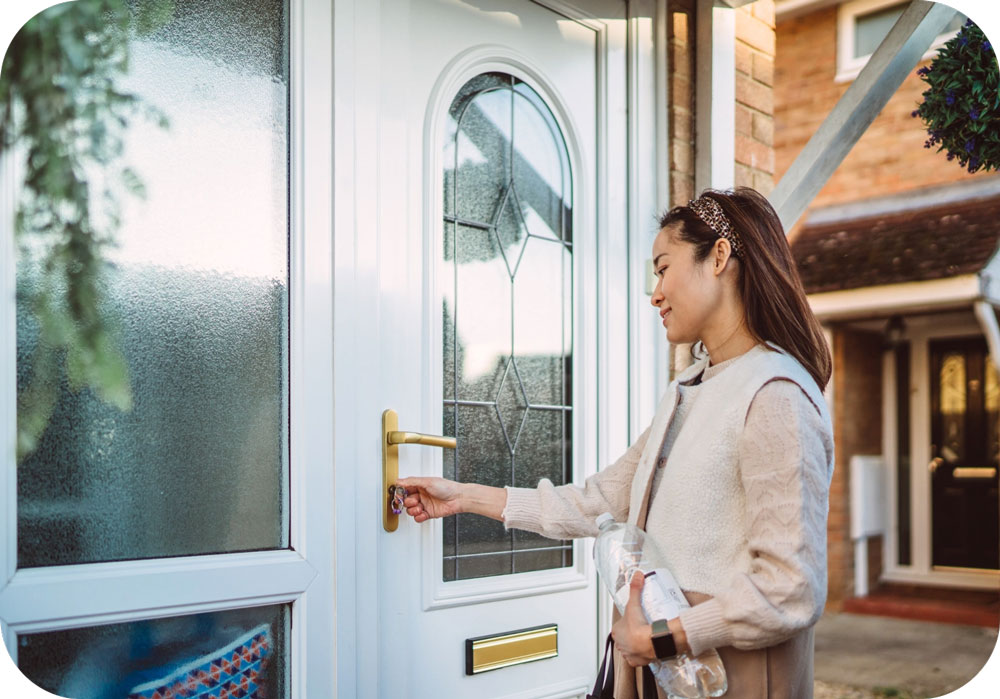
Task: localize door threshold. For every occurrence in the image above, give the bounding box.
[843,583,1000,628]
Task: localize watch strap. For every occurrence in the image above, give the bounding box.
[650,619,678,660]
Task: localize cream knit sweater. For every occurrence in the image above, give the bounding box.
[501,345,835,658]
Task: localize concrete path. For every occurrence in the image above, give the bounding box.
[813,612,998,698]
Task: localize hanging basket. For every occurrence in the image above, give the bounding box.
[911,19,1000,173]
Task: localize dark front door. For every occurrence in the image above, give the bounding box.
[930,338,1000,570]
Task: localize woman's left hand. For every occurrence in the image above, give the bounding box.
[610,571,656,668]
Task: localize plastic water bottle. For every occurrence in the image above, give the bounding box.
[593,512,727,698]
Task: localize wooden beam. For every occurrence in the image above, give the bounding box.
[770,1,957,234]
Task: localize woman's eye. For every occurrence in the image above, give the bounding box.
[656,267,667,277]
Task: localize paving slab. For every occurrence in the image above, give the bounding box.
[813,612,999,698]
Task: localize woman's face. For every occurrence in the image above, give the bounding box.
[649,225,724,344]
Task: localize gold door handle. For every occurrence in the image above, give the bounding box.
[382,409,456,532]
[387,431,457,449]
[928,457,944,474]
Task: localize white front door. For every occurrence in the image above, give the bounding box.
[333,1,663,697]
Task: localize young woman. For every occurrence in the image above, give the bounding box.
[398,187,834,699]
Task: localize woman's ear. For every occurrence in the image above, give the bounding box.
[712,238,733,276]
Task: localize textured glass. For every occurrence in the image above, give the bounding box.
[16,0,289,567]
[443,73,573,581]
[18,604,288,699]
[940,352,966,464]
[444,223,512,402]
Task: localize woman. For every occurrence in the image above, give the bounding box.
[399,187,834,699]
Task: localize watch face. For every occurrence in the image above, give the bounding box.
[652,630,677,660]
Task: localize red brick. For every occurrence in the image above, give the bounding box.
[752,112,774,146]
[736,9,776,55]
[736,163,754,188]
[736,133,775,172]
[735,40,753,76]
[736,103,753,136]
[752,0,776,28]
[753,170,774,195]
[752,52,774,87]
[736,72,774,113]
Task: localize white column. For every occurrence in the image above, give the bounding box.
[695,1,735,193]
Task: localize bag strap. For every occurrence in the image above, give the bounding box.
[642,665,658,697]
[587,633,616,699]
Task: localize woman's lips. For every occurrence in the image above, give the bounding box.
[660,308,671,326]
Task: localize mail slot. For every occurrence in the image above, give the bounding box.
[465,624,558,675]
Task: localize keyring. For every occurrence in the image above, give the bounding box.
[389,485,408,515]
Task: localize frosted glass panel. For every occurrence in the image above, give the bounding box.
[16,0,289,567]
[18,604,288,699]
[442,73,573,581]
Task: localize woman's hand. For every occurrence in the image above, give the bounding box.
[396,477,464,522]
[611,572,656,668]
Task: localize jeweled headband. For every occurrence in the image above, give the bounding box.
[688,195,743,259]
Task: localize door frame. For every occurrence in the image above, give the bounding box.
[331,0,667,695]
[0,0,336,695]
[881,310,1000,589]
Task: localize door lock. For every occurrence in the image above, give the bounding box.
[382,409,456,532]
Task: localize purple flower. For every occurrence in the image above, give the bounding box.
[969,157,980,172]
[970,108,980,120]
[965,19,974,28]
[986,41,993,52]
[911,108,920,118]
[959,35,969,48]
[946,90,956,105]
[947,152,955,161]
[917,66,931,76]
[966,139,976,153]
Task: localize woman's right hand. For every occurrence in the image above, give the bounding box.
[396,477,464,522]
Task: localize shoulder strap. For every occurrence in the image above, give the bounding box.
[587,633,616,699]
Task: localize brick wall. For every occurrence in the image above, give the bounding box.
[829,328,884,609]
[774,5,992,215]
[669,0,697,207]
[735,0,776,195]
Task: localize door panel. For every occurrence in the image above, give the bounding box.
[930,338,1000,570]
[354,1,629,697]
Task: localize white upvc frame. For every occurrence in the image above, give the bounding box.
[836,0,963,82]
[880,310,1000,590]
[0,0,336,694]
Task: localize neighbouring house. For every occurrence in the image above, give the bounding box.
[776,0,1000,624]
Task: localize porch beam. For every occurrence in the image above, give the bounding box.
[770,1,957,233]
[695,1,736,191]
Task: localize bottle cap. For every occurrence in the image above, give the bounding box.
[595,512,615,530]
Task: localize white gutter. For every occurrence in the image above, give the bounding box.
[974,301,1000,371]
[807,275,980,321]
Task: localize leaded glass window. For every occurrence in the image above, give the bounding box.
[442,73,573,581]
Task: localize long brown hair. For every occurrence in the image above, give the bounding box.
[658,187,832,392]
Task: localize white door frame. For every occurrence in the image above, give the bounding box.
[330,0,666,695]
[0,0,336,695]
[880,310,1000,590]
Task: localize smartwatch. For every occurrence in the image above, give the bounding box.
[650,619,678,660]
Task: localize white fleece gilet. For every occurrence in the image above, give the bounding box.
[630,342,832,597]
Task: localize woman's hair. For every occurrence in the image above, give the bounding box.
[658,187,832,392]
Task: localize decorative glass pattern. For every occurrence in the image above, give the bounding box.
[939,351,966,464]
[17,604,288,699]
[442,73,573,581]
[16,0,290,567]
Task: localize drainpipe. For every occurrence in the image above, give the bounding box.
[974,300,1000,371]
